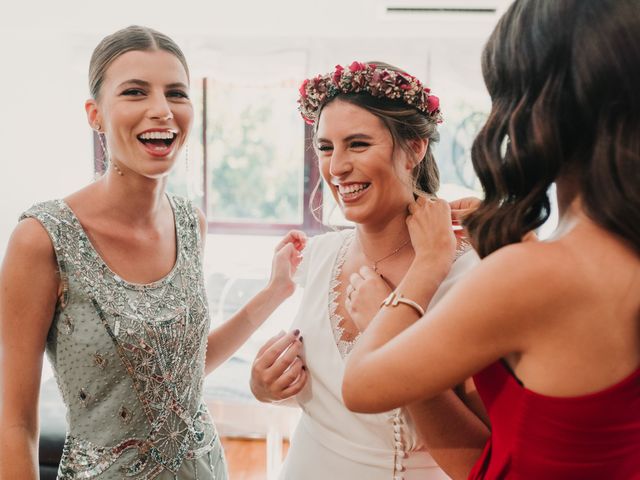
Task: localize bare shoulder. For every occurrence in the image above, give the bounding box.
[7,218,57,264]
[448,241,576,325]
[2,219,59,292]
[480,240,569,285]
[477,241,572,299]
[1,218,59,319]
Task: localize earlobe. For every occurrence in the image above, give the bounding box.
[412,138,429,165]
[406,139,429,169]
[85,99,101,131]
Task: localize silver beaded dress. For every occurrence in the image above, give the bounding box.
[21,195,227,479]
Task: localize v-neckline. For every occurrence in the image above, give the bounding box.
[327,229,360,361]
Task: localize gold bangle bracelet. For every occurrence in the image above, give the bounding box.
[380,291,426,317]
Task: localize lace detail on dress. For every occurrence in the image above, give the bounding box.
[328,230,360,358]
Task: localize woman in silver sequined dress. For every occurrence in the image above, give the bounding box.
[0,26,305,479]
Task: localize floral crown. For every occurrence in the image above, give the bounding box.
[297,61,442,125]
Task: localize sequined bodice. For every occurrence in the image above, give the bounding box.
[22,196,222,479]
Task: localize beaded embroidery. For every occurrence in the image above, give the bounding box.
[21,196,221,479]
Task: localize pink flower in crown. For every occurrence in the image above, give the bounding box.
[349,61,366,73]
[427,94,440,113]
[333,64,345,85]
[370,70,382,95]
[299,79,309,99]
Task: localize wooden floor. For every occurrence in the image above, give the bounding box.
[221,437,289,480]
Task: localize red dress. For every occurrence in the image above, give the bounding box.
[468,360,640,479]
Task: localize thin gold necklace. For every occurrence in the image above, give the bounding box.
[356,233,411,273]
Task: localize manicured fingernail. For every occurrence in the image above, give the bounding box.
[293,329,300,337]
[302,366,307,370]
[299,336,303,343]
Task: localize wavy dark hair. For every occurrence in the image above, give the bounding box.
[465,0,640,258]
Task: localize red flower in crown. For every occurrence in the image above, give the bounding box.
[332,64,344,85]
[349,61,366,72]
[427,94,440,113]
[299,79,309,99]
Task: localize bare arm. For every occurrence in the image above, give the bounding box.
[407,392,489,479]
[342,242,540,412]
[0,220,59,478]
[455,377,490,428]
[205,281,298,374]
[194,209,307,374]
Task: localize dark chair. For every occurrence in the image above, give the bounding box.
[39,379,66,479]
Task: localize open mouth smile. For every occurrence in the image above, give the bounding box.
[337,182,371,202]
[136,130,178,157]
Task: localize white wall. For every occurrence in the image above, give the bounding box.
[0,27,92,257]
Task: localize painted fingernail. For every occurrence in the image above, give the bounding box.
[299,336,303,343]
[302,366,307,370]
[293,329,300,337]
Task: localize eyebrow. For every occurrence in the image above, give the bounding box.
[117,79,189,90]
[316,133,374,143]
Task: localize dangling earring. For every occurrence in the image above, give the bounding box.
[95,125,124,177]
[94,124,109,177]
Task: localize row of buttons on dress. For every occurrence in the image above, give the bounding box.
[391,410,406,480]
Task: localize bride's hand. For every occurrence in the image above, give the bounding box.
[407,197,456,275]
[267,230,307,299]
[345,266,393,332]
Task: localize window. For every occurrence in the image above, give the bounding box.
[181,51,324,236]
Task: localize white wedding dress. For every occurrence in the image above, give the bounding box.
[280,229,479,480]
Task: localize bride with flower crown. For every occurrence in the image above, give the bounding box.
[250,62,489,480]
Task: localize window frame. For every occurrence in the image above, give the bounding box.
[201,79,325,236]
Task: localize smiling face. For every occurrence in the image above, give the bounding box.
[315,99,417,226]
[86,49,193,179]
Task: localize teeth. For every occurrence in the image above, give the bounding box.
[138,131,176,140]
[339,184,369,195]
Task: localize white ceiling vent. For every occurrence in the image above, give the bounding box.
[381,0,504,17]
